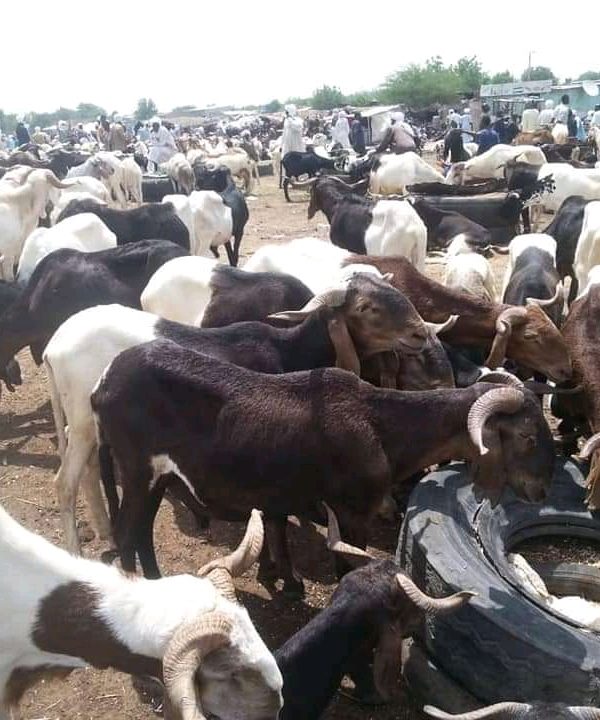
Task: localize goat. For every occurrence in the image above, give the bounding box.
[0,240,187,380]
[0,281,22,399]
[120,156,143,204]
[46,273,426,553]
[369,152,445,194]
[302,176,426,270]
[192,165,248,266]
[572,201,600,299]
[275,505,474,719]
[141,256,313,326]
[445,252,496,303]
[344,254,572,384]
[162,153,195,195]
[56,198,190,250]
[246,238,571,381]
[501,234,564,330]
[410,198,492,251]
[17,213,116,285]
[280,150,336,200]
[0,168,71,281]
[446,145,546,185]
[92,342,553,593]
[0,505,283,720]
[66,155,114,183]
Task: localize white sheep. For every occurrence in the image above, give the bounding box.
[161,153,195,195]
[573,201,600,296]
[0,503,283,719]
[0,169,70,281]
[446,144,546,185]
[120,156,143,204]
[369,152,445,195]
[444,251,496,302]
[17,213,116,284]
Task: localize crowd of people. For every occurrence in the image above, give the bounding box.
[441,95,600,164]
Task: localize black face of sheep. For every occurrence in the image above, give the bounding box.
[469,385,554,504]
[424,702,600,719]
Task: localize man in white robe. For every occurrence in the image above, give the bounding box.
[148,118,177,171]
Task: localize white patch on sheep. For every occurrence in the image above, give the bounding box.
[150,454,200,502]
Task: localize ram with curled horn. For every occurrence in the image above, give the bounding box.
[424,701,600,719]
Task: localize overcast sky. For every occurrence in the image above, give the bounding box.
[3,2,598,115]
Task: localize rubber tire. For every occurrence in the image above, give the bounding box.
[396,459,600,708]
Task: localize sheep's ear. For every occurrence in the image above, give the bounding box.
[327,314,361,376]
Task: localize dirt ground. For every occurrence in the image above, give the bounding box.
[0,171,557,720]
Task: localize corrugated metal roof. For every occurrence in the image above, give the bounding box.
[357,105,400,118]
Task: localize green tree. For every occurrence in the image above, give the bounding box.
[578,71,600,81]
[311,85,345,110]
[135,98,158,121]
[344,91,378,107]
[521,66,557,82]
[454,56,489,94]
[379,57,459,107]
[263,99,282,113]
[489,70,514,84]
[76,103,106,120]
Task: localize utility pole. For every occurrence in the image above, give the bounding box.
[527,50,535,81]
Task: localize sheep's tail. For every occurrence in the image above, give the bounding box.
[94,418,120,526]
[44,357,67,459]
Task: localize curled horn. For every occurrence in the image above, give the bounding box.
[425,314,458,336]
[487,245,510,255]
[479,371,523,388]
[525,281,564,308]
[570,708,600,719]
[163,612,233,720]
[468,387,525,455]
[197,509,264,602]
[579,432,600,461]
[423,702,532,719]
[268,283,349,322]
[320,502,373,567]
[396,574,475,614]
[288,177,318,189]
[485,307,528,369]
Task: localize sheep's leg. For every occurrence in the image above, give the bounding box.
[115,489,144,575]
[224,240,236,267]
[264,518,304,597]
[55,432,95,554]
[210,246,220,259]
[137,485,167,579]
[81,449,112,540]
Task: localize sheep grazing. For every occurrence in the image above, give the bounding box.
[303,176,427,270]
[0,504,283,720]
[424,703,600,719]
[16,213,117,285]
[92,341,553,592]
[275,505,475,719]
[0,240,187,383]
[48,274,426,553]
[56,198,190,250]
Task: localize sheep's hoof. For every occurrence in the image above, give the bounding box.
[77,520,95,544]
[282,577,305,599]
[101,548,120,565]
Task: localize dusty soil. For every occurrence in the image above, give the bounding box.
[0,172,586,720]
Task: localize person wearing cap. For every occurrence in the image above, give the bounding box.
[376,111,416,154]
[148,117,177,172]
[31,126,49,144]
[240,129,259,162]
[591,104,600,128]
[460,108,473,144]
[331,110,351,149]
[539,99,555,127]
[281,104,305,157]
[15,121,30,147]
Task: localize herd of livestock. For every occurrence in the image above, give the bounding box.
[2,129,600,720]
